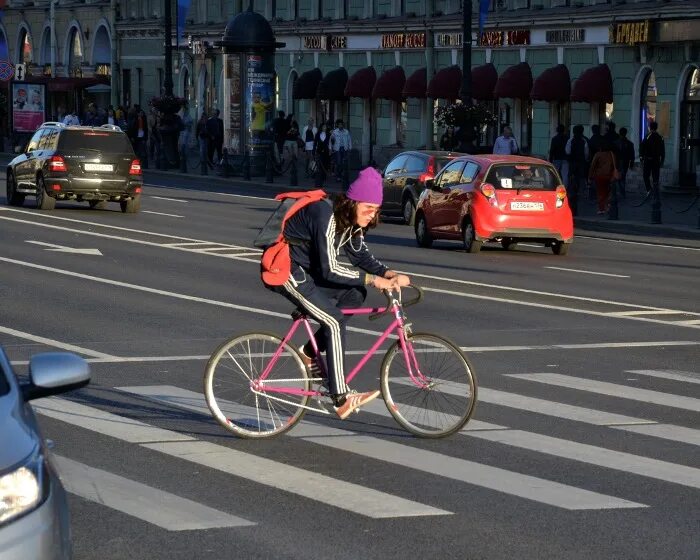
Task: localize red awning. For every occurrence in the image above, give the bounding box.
[344,67,376,99]
[372,66,406,101]
[530,65,571,102]
[494,63,533,100]
[293,68,323,100]
[571,64,613,103]
[427,65,462,100]
[402,67,427,99]
[471,63,498,101]
[317,67,348,100]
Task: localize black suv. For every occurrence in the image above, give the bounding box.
[382,150,457,225]
[6,122,143,213]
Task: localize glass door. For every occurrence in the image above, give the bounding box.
[679,69,700,188]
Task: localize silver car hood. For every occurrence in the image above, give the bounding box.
[0,394,37,471]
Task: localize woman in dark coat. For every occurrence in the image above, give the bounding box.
[313,122,332,187]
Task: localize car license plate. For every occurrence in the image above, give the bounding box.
[84,163,113,172]
[510,201,544,211]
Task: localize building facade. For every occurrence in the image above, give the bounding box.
[1,0,698,187]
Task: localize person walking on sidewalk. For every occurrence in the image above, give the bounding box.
[640,121,665,193]
[549,125,569,187]
[196,112,210,169]
[302,118,318,174]
[313,122,332,188]
[565,125,589,214]
[588,139,617,214]
[206,109,224,165]
[493,125,519,155]
[615,127,635,199]
[331,119,352,181]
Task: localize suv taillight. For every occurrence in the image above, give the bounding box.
[48,155,67,172]
[129,159,142,175]
[418,156,436,184]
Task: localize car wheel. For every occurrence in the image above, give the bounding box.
[552,241,570,256]
[501,238,515,250]
[462,219,482,253]
[402,196,416,226]
[120,195,141,214]
[35,176,56,211]
[89,200,108,210]
[6,171,24,206]
[415,213,433,248]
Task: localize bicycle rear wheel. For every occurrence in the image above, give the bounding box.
[380,333,477,438]
[204,332,310,439]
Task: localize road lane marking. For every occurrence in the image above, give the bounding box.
[150,196,188,203]
[507,373,700,412]
[575,235,700,251]
[122,385,646,510]
[545,266,630,278]
[54,456,254,530]
[26,240,103,256]
[142,210,184,218]
[609,310,689,316]
[0,326,117,359]
[675,319,700,325]
[627,370,700,384]
[38,397,449,519]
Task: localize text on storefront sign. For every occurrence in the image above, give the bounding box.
[437,33,463,47]
[610,21,650,45]
[302,35,347,50]
[381,32,426,49]
[546,29,585,43]
[478,29,530,47]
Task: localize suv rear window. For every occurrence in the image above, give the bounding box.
[485,164,559,191]
[58,131,134,153]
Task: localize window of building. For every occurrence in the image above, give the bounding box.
[687,68,700,99]
[20,30,32,64]
[68,28,83,74]
[398,102,408,147]
[641,70,657,141]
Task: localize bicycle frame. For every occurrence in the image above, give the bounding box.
[254,293,428,402]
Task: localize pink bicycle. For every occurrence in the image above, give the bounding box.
[204,285,477,439]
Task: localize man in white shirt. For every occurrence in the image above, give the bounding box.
[330,119,352,181]
[62,111,80,126]
[493,125,519,155]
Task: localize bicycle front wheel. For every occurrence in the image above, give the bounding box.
[380,333,477,438]
[204,332,310,439]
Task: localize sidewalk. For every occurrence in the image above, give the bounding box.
[2,152,698,245]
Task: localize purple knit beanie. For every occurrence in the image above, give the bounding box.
[346,167,383,205]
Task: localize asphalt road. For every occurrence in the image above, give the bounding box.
[1,173,699,560]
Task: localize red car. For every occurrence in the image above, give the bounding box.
[414,155,574,255]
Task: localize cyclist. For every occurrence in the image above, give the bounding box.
[269,167,410,419]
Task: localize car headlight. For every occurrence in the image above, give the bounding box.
[0,448,47,526]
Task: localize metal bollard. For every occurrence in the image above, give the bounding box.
[607,178,619,220]
[289,155,298,187]
[265,149,274,184]
[651,183,661,224]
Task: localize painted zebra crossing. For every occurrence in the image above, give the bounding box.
[32,369,699,531]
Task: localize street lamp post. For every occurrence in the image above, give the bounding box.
[459,0,473,106]
[163,0,174,97]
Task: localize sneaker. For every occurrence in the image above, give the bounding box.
[334,390,381,420]
[298,346,324,381]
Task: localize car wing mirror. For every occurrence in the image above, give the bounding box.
[21,352,91,401]
[425,178,435,190]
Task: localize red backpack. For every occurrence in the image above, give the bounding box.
[255,190,327,286]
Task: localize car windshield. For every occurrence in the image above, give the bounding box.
[58,131,133,153]
[485,164,559,190]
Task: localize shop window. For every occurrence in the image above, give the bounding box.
[551,102,571,136]
[275,74,280,112]
[398,102,408,147]
[520,100,532,153]
[605,102,614,122]
[68,28,83,75]
[686,68,699,99]
[479,100,498,148]
[641,70,657,141]
[20,30,32,64]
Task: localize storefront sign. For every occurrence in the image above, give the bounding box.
[609,20,650,45]
[657,20,700,42]
[95,63,111,76]
[436,33,463,47]
[381,32,426,49]
[546,29,585,43]
[478,30,530,47]
[302,35,347,50]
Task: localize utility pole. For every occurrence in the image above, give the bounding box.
[163,0,174,97]
[459,0,473,106]
[50,0,57,77]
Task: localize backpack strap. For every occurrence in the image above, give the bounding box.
[274,190,327,243]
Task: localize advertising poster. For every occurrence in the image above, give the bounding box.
[13,82,45,132]
[245,54,274,153]
[225,54,242,154]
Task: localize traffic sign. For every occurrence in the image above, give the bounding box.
[15,63,26,81]
[0,60,14,81]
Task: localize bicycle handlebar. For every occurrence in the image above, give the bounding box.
[368,285,423,321]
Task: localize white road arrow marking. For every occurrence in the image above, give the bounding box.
[26,240,103,255]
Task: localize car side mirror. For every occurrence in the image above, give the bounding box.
[425,178,435,190]
[21,352,90,401]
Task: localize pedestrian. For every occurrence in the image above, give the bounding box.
[439,126,458,151]
[639,121,665,193]
[549,124,569,186]
[62,110,80,126]
[588,124,603,160]
[196,112,209,168]
[179,103,193,167]
[301,118,317,173]
[284,118,301,161]
[313,122,331,188]
[615,127,635,199]
[206,109,224,165]
[330,119,352,181]
[271,110,289,163]
[147,107,161,168]
[565,124,589,214]
[493,125,519,155]
[604,121,620,156]
[588,139,618,214]
[133,108,149,164]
